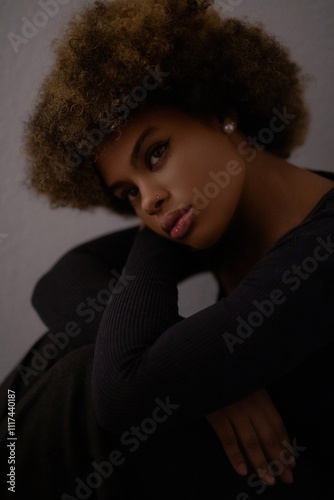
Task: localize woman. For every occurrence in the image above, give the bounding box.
[1,0,334,498]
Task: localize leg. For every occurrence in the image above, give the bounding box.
[1,335,332,499]
[0,331,76,422]
[122,418,333,500]
[0,342,128,499]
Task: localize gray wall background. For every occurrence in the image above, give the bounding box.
[1,0,334,383]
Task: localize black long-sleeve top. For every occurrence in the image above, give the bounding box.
[91,188,334,433]
[32,171,334,444]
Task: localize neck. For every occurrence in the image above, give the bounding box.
[212,146,334,292]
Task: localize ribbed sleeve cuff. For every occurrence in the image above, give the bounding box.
[123,227,184,280]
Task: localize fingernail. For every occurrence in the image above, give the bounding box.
[258,468,276,485]
[264,474,276,485]
[237,464,248,476]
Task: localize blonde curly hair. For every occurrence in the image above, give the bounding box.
[24,0,310,215]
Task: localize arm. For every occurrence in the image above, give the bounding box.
[92,212,334,433]
[31,226,139,346]
[31,225,211,346]
[206,389,295,485]
[31,222,295,484]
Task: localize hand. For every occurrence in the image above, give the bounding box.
[205,388,295,486]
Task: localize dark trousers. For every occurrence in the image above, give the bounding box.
[0,332,333,499]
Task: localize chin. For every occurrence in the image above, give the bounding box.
[185,233,224,250]
[186,221,229,249]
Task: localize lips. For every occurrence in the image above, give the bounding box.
[161,205,194,239]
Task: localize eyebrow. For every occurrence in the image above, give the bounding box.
[107,126,159,195]
[107,180,126,197]
[130,126,159,166]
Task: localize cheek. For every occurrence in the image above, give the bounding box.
[188,153,244,203]
[161,151,211,196]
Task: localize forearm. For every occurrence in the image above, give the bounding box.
[92,217,334,434]
[31,226,139,346]
[31,225,209,347]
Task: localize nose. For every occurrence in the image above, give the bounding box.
[141,188,166,215]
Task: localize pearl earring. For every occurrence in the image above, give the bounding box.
[223,122,235,134]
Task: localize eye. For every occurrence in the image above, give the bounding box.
[146,141,169,169]
[125,186,139,204]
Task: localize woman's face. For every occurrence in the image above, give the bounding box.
[97,105,246,249]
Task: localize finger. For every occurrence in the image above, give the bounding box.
[262,402,297,472]
[253,390,296,471]
[237,421,276,486]
[251,416,294,484]
[206,414,248,476]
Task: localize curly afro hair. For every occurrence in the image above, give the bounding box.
[24,0,310,216]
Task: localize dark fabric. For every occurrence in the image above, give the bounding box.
[92,187,334,433]
[0,333,129,499]
[0,332,333,499]
[31,226,212,348]
[1,170,334,498]
[31,226,140,347]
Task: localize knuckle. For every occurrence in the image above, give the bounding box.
[220,436,237,448]
[263,434,279,449]
[272,419,287,437]
[245,436,260,451]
